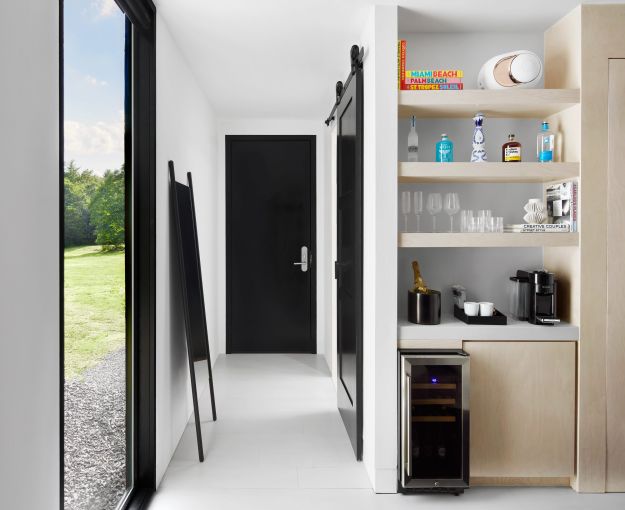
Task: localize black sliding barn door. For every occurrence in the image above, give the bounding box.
[335,61,363,460]
[226,136,316,354]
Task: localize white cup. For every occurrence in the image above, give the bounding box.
[464,302,480,316]
[479,302,495,316]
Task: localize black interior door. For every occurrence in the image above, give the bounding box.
[336,65,363,460]
[227,136,316,353]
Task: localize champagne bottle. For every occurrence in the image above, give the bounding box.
[412,260,431,294]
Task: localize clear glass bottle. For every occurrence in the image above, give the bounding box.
[407,116,419,162]
[502,134,522,162]
[436,133,454,162]
[537,121,554,162]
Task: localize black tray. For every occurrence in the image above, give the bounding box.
[454,305,507,325]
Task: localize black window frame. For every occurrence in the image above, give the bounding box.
[59,0,156,508]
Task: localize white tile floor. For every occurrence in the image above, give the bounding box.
[150,354,625,510]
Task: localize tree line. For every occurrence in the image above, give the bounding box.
[64,161,125,248]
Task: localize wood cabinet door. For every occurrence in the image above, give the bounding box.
[463,341,575,480]
[607,58,625,492]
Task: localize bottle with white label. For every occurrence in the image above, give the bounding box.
[537,121,554,163]
[407,116,419,162]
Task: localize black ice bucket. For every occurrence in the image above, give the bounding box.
[408,290,441,325]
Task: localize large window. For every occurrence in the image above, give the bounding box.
[61,1,155,509]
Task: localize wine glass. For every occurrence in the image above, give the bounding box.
[401,191,411,232]
[413,191,423,232]
[444,192,461,232]
[426,193,442,232]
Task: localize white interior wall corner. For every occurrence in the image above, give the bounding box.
[373,4,398,494]
[0,1,60,507]
[155,14,219,486]
[360,5,377,491]
[360,4,399,494]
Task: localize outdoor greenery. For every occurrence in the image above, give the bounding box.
[64,162,125,249]
[90,170,125,247]
[64,246,125,379]
[64,163,126,378]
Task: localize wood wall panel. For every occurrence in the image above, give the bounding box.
[606,58,625,493]
[545,5,625,492]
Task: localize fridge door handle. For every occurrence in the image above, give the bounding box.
[402,372,412,483]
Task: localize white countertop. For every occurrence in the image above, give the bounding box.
[398,315,579,343]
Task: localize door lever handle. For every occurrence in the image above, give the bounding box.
[293,246,309,272]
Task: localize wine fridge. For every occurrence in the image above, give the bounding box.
[399,350,470,494]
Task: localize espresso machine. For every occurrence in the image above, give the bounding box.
[509,270,560,325]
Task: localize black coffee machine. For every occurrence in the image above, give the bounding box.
[513,270,560,325]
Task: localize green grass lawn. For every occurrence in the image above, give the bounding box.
[64,245,125,379]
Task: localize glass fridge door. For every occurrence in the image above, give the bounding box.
[401,352,469,489]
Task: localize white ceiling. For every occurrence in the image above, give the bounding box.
[155,0,623,120]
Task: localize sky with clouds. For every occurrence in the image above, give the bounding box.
[64,0,125,175]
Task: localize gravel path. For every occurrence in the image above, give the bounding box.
[64,348,126,510]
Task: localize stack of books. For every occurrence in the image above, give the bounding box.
[398,40,464,90]
[504,224,571,233]
[546,181,578,232]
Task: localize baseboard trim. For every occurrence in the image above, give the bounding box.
[470,476,572,487]
[375,468,399,493]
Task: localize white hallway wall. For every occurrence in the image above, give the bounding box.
[0,0,60,507]
[360,5,398,493]
[155,15,219,485]
[216,119,330,363]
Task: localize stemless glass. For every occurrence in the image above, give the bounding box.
[495,216,504,233]
[401,190,411,232]
[460,209,474,233]
[413,191,423,232]
[477,209,492,233]
[426,193,443,232]
[468,217,478,233]
[444,192,461,232]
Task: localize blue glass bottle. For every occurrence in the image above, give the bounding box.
[436,133,454,162]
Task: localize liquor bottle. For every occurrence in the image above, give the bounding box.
[537,121,555,162]
[407,116,419,162]
[436,133,454,162]
[502,134,522,162]
[470,112,487,162]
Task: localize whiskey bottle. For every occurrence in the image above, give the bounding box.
[502,134,522,162]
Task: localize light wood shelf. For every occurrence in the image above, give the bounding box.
[398,232,579,248]
[398,89,580,118]
[398,162,580,183]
